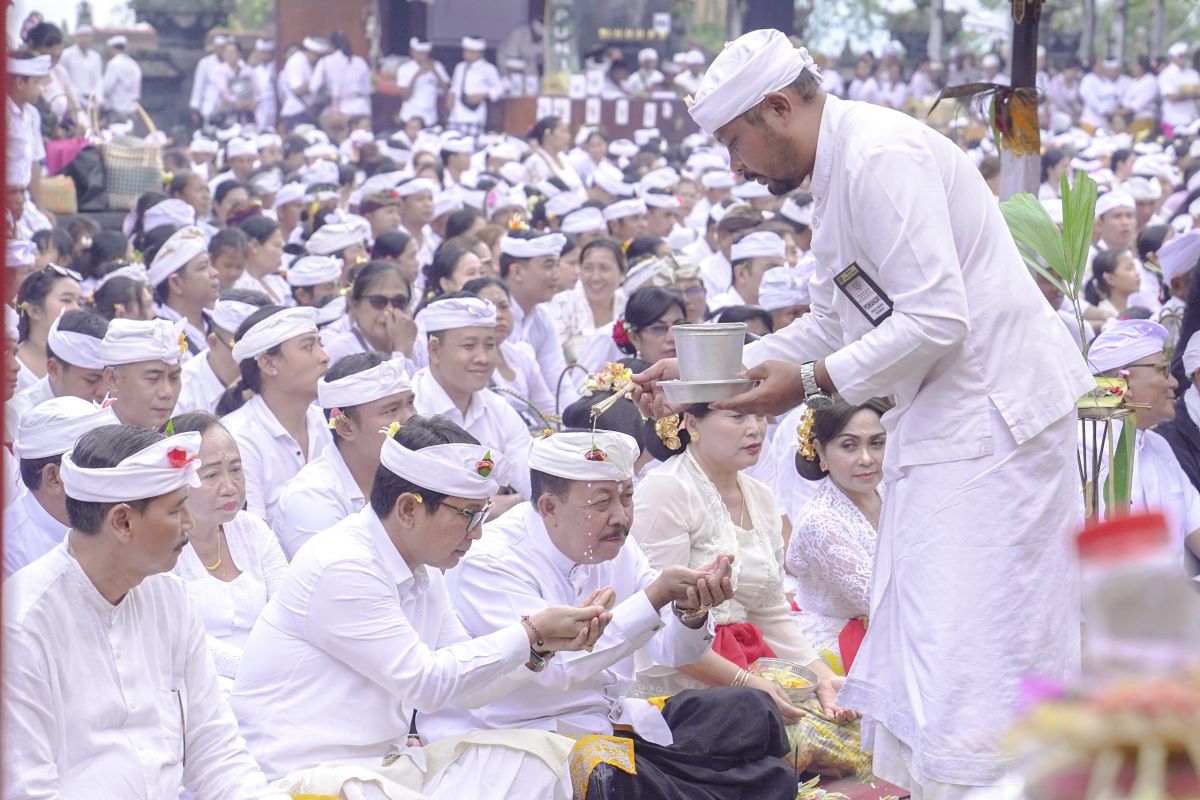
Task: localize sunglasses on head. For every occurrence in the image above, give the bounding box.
[363,294,410,310]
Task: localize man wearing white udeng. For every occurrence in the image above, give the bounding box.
[635,29,1094,799]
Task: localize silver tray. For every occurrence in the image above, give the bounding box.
[660,378,755,405]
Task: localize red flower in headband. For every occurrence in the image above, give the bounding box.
[584,446,608,462]
[166,448,197,469]
[475,451,495,477]
[612,319,631,348]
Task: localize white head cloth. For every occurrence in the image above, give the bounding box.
[227,138,257,159]
[1119,177,1162,202]
[500,233,566,259]
[257,132,282,150]
[318,356,411,409]
[396,177,438,198]
[1095,191,1135,218]
[315,295,348,326]
[410,37,433,54]
[1184,335,1200,377]
[203,299,261,335]
[592,162,635,198]
[274,182,305,208]
[101,319,186,366]
[546,189,587,217]
[416,297,497,334]
[561,207,606,235]
[255,39,274,52]
[306,222,363,256]
[143,199,197,235]
[381,437,506,498]
[758,266,810,310]
[603,198,648,222]
[303,36,332,54]
[638,48,658,63]
[701,171,736,190]
[61,431,203,502]
[639,167,680,193]
[731,231,786,262]
[780,195,814,226]
[231,306,318,363]
[434,191,464,218]
[1160,230,1200,284]
[147,226,207,286]
[9,55,53,76]
[687,29,819,135]
[1086,320,1169,375]
[48,312,105,369]
[190,136,219,155]
[97,263,149,289]
[15,398,118,460]
[624,259,658,294]
[287,255,342,287]
[642,191,681,210]
[530,431,639,483]
[732,180,772,200]
[461,36,487,51]
[107,35,128,48]
[7,239,37,268]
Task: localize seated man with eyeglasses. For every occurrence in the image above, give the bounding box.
[411,294,535,507]
[1085,319,1200,577]
[232,416,611,797]
[425,430,797,799]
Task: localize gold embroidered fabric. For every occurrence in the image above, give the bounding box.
[567,734,637,800]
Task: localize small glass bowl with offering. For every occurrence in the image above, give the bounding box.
[749,658,819,704]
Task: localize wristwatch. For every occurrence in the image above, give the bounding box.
[525,647,556,672]
[671,602,709,624]
[800,361,834,410]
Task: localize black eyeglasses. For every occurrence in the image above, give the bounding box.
[363,294,410,310]
[441,497,494,533]
[1128,362,1171,379]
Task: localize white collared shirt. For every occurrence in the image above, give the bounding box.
[101,52,142,116]
[175,349,228,415]
[230,506,535,778]
[59,43,104,102]
[157,305,205,358]
[411,367,533,498]
[6,374,54,436]
[3,544,285,799]
[507,298,569,411]
[448,59,503,126]
[309,51,372,117]
[426,503,713,744]
[1158,62,1200,127]
[395,58,449,126]
[2,489,67,578]
[278,50,313,118]
[221,394,330,525]
[273,445,366,559]
[1132,429,1200,560]
[699,249,732,297]
[707,285,751,314]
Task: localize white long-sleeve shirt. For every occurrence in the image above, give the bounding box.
[174,350,227,415]
[411,367,533,498]
[1122,72,1159,119]
[102,52,142,116]
[189,52,219,113]
[58,44,103,103]
[425,502,714,745]
[2,489,66,578]
[448,59,503,129]
[3,544,286,799]
[278,50,313,118]
[231,506,537,778]
[273,444,365,559]
[309,51,372,118]
[1079,72,1118,128]
[395,58,449,126]
[1158,62,1200,127]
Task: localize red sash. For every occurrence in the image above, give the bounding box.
[838,618,868,673]
[712,622,777,669]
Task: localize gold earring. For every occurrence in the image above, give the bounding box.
[690,430,700,443]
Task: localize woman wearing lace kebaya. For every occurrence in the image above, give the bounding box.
[631,404,857,728]
[786,398,890,675]
[168,411,289,684]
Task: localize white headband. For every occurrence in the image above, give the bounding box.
[306,222,363,257]
[143,198,197,235]
[318,357,411,409]
[416,297,496,333]
[274,182,305,208]
[780,195,814,226]
[96,263,149,289]
[530,431,639,483]
[546,189,587,218]
[9,55,53,77]
[560,207,606,234]
[731,231,786,262]
[757,265,810,311]
[101,318,186,366]
[48,312,105,370]
[410,37,432,54]
[61,430,202,502]
[380,438,505,498]
[1086,320,1168,375]
[147,226,208,286]
[603,198,648,222]
[286,255,342,287]
[14,398,118,460]
[396,177,438,198]
[499,233,566,259]
[461,36,487,51]
[202,299,261,335]
[642,192,681,210]
[231,307,319,363]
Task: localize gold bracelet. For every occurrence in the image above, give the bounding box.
[731,669,750,688]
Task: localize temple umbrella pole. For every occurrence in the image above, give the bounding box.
[999,0,1041,200]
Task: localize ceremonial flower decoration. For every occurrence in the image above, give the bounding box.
[475,450,495,477]
[166,447,197,469]
[795,406,818,461]
[379,421,404,439]
[654,413,683,452]
[113,303,126,315]
[612,319,631,348]
[161,171,174,187]
[621,239,633,254]
[584,446,609,462]
[164,419,176,435]
[328,407,348,430]
[507,214,530,232]
[178,333,189,357]
[581,362,634,396]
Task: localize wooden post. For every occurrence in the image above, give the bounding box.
[999,0,1040,200]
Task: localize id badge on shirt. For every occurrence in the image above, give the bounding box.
[834,262,893,326]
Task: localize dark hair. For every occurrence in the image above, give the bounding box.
[795,397,893,481]
[32,227,73,262]
[497,230,542,278]
[422,244,473,305]
[1137,225,1170,263]
[167,169,199,197]
[19,452,62,492]
[65,425,162,533]
[445,208,482,240]
[717,304,774,333]
[330,30,353,58]
[562,357,653,458]
[78,229,130,279]
[209,227,248,258]
[461,275,509,299]
[322,351,387,444]
[139,224,180,271]
[216,306,287,414]
[1085,248,1127,305]
[1110,148,1134,172]
[239,214,279,245]
[131,191,169,250]
[214,179,248,207]
[580,237,627,274]
[643,403,714,461]
[162,411,224,437]
[209,288,270,335]
[369,415,480,518]
[530,469,573,504]
[529,116,561,146]
[27,22,64,50]
[91,276,148,321]
[16,268,78,341]
[45,308,108,366]
[617,286,686,356]
[372,229,413,260]
[1040,148,1066,183]
[351,259,408,302]
[624,236,664,265]
[559,233,579,258]
[741,69,822,123]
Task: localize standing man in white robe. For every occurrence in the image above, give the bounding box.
[278,37,330,131]
[446,36,503,137]
[395,37,449,127]
[57,24,103,111]
[635,29,1095,799]
[101,35,141,123]
[3,424,290,799]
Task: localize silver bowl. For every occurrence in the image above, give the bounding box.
[660,378,755,405]
[748,657,819,703]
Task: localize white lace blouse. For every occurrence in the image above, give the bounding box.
[784,477,879,659]
[631,450,817,693]
[172,511,289,679]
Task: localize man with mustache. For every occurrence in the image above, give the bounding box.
[427,430,798,800]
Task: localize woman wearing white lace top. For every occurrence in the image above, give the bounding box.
[631,404,856,727]
[522,116,583,190]
[169,412,288,682]
[548,237,628,364]
[785,398,891,675]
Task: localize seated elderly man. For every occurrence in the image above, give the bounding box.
[429,430,796,800]
[1087,320,1200,576]
[101,318,186,429]
[232,416,610,798]
[2,424,288,799]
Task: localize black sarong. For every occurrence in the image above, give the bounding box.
[587,687,795,800]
